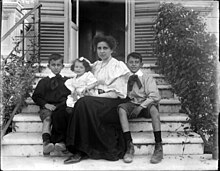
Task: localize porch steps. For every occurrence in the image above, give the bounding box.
[1,65,205,158]
[12,112,190,133]
[1,131,203,157]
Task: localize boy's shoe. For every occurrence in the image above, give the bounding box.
[150,142,163,164]
[43,141,54,156]
[123,141,135,163]
[55,142,66,152]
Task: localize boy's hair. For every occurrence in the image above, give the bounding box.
[127,52,143,63]
[70,58,91,72]
[93,34,117,51]
[48,53,64,64]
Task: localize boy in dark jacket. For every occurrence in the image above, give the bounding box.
[32,53,70,156]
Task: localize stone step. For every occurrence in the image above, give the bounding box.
[1,154,218,170]
[13,113,190,133]
[1,131,203,157]
[22,98,181,113]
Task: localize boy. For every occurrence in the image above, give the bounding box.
[118,52,163,164]
[32,53,70,156]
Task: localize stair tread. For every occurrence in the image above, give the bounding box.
[2,131,203,145]
[13,112,189,122]
[24,97,180,105]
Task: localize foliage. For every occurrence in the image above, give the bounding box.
[153,3,218,149]
[1,51,40,134]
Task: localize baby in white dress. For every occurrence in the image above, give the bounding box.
[65,57,98,108]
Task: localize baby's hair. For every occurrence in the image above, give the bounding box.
[70,57,92,72]
[48,53,63,64]
[127,52,143,63]
[93,34,117,51]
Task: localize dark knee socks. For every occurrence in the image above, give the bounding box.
[42,133,51,143]
[154,131,162,143]
[123,131,132,143]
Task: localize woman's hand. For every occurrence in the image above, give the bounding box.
[82,87,92,96]
[44,104,56,111]
[96,79,105,85]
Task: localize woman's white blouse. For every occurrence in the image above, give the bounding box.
[93,57,130,98]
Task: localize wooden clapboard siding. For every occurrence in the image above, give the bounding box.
[134,0,159,64]
[38,0,65,62]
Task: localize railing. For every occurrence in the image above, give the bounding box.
[1,3,42,64]
[1,3,42,138]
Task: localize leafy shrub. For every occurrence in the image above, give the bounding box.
[1,52,40,135]
[153,3,218,150]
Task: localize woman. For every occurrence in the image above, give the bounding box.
[64,34,130,164]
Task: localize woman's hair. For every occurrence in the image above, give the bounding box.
[70,57,92,73]
[93,34,117,51]
[127,52,143,63]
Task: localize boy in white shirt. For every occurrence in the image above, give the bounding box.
[118,52,163,164]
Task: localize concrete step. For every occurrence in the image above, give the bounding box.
[1,154,218,170]
[13,113,190,133]
[1,131,203,157]
[22,98,181,113]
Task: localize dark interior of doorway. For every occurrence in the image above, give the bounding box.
[77,0,125,63]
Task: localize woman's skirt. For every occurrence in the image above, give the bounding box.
[66,96,129,161]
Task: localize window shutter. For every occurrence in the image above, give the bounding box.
[39,0,65,62]
[134,0,159,64]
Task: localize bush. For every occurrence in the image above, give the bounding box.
[153,3,218,150]
[1,53,40,135]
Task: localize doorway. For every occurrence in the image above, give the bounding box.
[77,0,125,63]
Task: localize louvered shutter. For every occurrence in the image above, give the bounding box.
[38,0,65,62]
[134,0,159,64]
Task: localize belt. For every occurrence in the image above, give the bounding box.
[98,89,105,94]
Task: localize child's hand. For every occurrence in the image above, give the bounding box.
[45,104,56,111]
[81,87,89,95]
[130,106,143,118]
[71,91,78,101]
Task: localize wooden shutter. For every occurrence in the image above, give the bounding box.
[134,0,159,64]
[38,0,65,62]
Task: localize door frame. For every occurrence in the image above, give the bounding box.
[68,0,131,63]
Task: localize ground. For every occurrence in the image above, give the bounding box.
[1,154,218,170]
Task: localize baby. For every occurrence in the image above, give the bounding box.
[65,57,98,109]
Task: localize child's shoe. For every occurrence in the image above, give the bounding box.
[55,142,66,152]
[150,142,163,164]
[43,141,54,156]
[123,141,135,163]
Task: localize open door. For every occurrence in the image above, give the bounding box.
[78,0,126,63]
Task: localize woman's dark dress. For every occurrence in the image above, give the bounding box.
[66,96,129,161]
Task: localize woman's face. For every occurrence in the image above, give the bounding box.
[96,41,113,61]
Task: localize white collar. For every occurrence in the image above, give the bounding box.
[48,72,64,78]
[131,69,143,77]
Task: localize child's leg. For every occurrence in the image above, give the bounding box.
[148,105,163,164]
[39,109,54,156]
[51,105,70,152]
[118,104,135,163]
